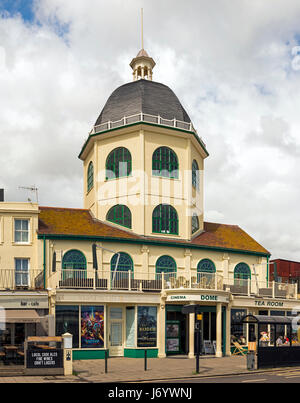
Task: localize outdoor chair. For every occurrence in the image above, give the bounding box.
[232,341,248,356]
[0,350,5,364]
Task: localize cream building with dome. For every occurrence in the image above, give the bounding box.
[0,47,298,361]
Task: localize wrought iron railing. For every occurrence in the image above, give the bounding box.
[0,269,44,290]
[1,268,296,298]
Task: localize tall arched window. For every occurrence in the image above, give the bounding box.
[156,255,177,281]
[197,258,216,285]
[106,205,132,229]
[111,252,134,284]
[87,161,94,192]
[62,250,87,280]
[152,204,178,235]
[192,213,199,234]
[106,147,132,180]
[234,262,251,286]
[192,159,199,189]
[152,146,179,179]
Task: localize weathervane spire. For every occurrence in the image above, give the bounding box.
[141,8,144,50]
[129,8,156,81]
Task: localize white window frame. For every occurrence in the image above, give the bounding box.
[14,218,30,244]
[15,258,30,287]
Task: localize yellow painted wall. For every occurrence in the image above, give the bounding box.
[82,124,206,240]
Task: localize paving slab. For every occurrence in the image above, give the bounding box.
[0,355,299,383]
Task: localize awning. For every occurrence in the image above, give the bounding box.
[0,309,41,323]
[241,314,299,325]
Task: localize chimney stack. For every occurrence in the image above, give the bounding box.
[0,189,4,202]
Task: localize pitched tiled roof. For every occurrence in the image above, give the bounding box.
[38,206,270,256]
[38,206,139,239]
[191,222,270,255]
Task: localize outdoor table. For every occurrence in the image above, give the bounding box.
[35,344,56,350]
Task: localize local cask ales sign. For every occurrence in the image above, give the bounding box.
[26,349,63,369]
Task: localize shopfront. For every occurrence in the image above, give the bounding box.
[230,296,300,350]
[163,290,230,358]
[55,301,159,359]
[0,292,50,352]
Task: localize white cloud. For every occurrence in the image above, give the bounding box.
[0,0,299,260]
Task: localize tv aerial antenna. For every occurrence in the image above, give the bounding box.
[18,185,39,204]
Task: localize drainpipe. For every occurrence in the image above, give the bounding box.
[266,256,269,286]
[43,235,46,289]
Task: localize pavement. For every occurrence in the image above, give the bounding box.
[0,354,298,383]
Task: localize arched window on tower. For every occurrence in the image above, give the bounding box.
[152,204,179,235]
[106,147,132,180]
[152,147,179,179]
[192,159,199,189]
[106,205,132,229]
[87,161,94,192]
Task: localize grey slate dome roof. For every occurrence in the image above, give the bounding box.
[94,79,191,126]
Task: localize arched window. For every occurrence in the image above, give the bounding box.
[106,205,132,229]
[197,258,216,285]
[152,204,178,235]
[192,213,199,234]
[111,252,134,285]
[106,147,132,180]
[87,161,94,192]
[192,159,199,189]
[62,250,86,281]
[234,262,251,286]
[152,146,179,179]
[156,255,177,281]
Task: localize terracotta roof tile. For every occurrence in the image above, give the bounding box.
[191,222,270,255]
[38,206,139,239]
[38,207,270,255]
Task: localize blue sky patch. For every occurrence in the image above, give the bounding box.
[0,0,35,22]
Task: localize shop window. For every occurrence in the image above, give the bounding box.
[87,161,94,192]
[192,159,199,189]
[234,262,251,286]
[152,146,179,179]
[81,306,105,348]
[55,306,79,348]
[231,309,247,345]
[152,204,178,235]
[155,255,177,282]
[14,219,29,243]
[126,307,135,348]
[106,147,132,180]
[137,306,157,348]
[106,204,132,229]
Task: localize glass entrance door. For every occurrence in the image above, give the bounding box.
[108,307,124,356]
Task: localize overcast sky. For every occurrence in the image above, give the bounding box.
[0,0,299,261]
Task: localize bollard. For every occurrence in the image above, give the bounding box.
[144,349,147,371]
[105,350,108,373]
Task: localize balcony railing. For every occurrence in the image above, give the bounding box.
[86,112,207,150]
[0,269,44,290]
[47,269,298,299]
[0,269,297,299]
